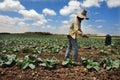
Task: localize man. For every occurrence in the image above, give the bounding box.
[105,34,112,46]
[64,9,89,61]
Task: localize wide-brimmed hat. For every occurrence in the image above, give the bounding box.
[77,9,89,20]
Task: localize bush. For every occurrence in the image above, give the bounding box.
[17,55,41,69]
[22,47,32,53]
[39,57,58,69]
[81,57,99,71]
[62,58,75,68]
[101,57,120,70]
[0,54,17,67]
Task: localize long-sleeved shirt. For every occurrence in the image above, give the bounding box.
[69,17,82,39]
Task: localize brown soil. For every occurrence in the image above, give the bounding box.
[0,48,120,80]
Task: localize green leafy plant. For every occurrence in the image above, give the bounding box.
[22,47,32,53]
[110,49,116,54]
[99,50,108,56]
[32,47,42,54]
[52,47,60,53]
[62,58,75,68]
[17,55,41,69]
[39,57,58,69]
[81,57,99,71]
[110,44,117,48]
[0,54,17,67]
[101,57,120,70]
[117,55,120,59]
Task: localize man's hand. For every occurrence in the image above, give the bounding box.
[73,30,83,36]
[77,31,83,35]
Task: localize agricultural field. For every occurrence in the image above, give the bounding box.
[0,34,120,80]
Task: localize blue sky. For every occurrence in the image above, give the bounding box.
[0,0,120,36]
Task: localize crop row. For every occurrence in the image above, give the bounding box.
[0,35,120,54]
[0,53,120,71]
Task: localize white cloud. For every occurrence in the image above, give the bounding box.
[32,23,69,34]
[114,24,120,27]
[95,12,100,15]
[69,13,77,22]
[95,19,105,22]
[42,24,69,34]
[0,14,48,33]
[33,25,58,34]
[19,9,48,26]
[47,19,53,22]
[57,24,69,34]
[32,19,47,26]
[82,0,104,7]
[42,25,56,29]
[0,24,31,33]
[96,25,103,28]
[62,20,69,24]
[82,0,120,8]
[105,0,120,8]
[0,15,31,33]
[0,0,25,12]
[42,8,56,16]
[112,24,120,36]
[0,0,48,27]
[82,24,105,35]
[0,15,23,25]
[69,14,76,18]
[18,21,29,27]
[19,9,44,20]
[59,0,81,16]
[116,27,120,35]
[83,25,97,34]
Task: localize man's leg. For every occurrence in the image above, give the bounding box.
[64,36,72,59]
[71,38,78,61]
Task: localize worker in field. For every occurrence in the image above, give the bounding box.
[105,34,112,46]
[64,9,89,61]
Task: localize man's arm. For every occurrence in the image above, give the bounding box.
[73,21,83,36]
